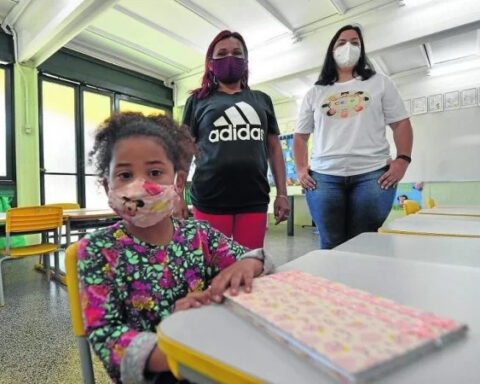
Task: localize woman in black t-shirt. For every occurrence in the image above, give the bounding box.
[182,30,289,249]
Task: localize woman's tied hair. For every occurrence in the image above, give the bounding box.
[89,112,197,180]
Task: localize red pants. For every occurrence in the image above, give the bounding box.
[193,208,267,249]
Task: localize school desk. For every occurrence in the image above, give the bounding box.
[336,232,480,268]
[418,207,480,218]
[158,250,480,384]
[379,214,480,238]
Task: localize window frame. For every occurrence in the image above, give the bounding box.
[38,74,170,207]
[0,64,15,184]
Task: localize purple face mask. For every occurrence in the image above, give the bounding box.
[211,56,247,84]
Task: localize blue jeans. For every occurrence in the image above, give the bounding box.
[306,167,396,249]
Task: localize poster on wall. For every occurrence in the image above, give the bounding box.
[412,97,427,115]
[392,182,424,211]
[444,91,460,110]
[268,134,300,187]
[461,88,477,108]
[428,94,443,112]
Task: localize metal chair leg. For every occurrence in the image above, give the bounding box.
[78,337,95,384]
[0,257,11,307]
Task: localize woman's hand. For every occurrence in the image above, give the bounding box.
[298,169,316,191]
[173,290,211,312]
[274,196,290,224]
[378,159,409,189]
[210,258,263,302]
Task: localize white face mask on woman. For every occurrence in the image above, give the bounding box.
[333,42,361,68]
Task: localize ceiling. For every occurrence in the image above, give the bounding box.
[1,0,480,104]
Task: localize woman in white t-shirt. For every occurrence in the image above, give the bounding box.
[293,25,413,249]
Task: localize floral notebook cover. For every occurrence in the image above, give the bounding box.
[224,271,467,384]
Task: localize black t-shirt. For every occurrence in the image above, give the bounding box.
[183,89,280,214]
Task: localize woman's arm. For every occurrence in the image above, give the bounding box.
[267,134,290,224]
[293,133,316,190]
[378,118,413,189]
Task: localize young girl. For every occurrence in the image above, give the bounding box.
[77,112,272,384]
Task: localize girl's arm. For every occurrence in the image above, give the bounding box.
[198,222,273,299]
[77,237,169,383]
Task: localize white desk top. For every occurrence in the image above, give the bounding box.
[382,214,480,237]
[159,250,480,384]
[419,207,480,217]
[336,232,480,268]
[63,208,116,219]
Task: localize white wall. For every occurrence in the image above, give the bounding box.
[389,67,480,182]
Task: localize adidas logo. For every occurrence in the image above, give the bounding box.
[209,101,264,143]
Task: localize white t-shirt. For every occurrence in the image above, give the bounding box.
[296,73,409,176]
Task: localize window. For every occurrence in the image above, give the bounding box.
[0,68,7,177]
[40,77,169,208]
[84,90,111,209]
[40,80,77,204]
[0,66,13,182]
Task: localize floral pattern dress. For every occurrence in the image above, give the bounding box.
[77,218,248,383]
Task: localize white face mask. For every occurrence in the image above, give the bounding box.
[333,42,361,68]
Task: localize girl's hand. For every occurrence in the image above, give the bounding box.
[210,258,263,302]
[173,290,211,312]
[378,159,409,189]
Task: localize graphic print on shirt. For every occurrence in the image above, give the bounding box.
[209,101,264,143]
[322,90,371,119]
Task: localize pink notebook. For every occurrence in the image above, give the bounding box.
[224,271,467,384]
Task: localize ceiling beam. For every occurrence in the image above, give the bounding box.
[3,0,119,66]
[254,0,302,42]
[85,26,191,72]
[421,43,433,68]
[329,0,348,14]
[1,0,32,30]
[66,37,170,81]
[112,4,204,53]
[266,82,296,99]
[370,56,391,75]
[173,0,229,31]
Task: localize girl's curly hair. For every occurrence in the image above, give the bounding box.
[89,112,196,180]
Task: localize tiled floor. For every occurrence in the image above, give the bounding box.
[0,224,319,384]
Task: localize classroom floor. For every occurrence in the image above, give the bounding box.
[0,224,319,384]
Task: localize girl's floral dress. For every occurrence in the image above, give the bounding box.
[77,218,252,383]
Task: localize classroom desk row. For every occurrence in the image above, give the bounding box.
[380,212,480,237]
[0,208,118,241]
[0,208,119,280]
[158,209,480,384]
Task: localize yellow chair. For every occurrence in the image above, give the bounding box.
[0,206,63,306]
[65,242,95,384]
[403,200,420,215]
[427,197,436,209]
[45,202,81,251]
